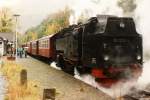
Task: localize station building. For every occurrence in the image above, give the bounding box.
[0,32,14,55]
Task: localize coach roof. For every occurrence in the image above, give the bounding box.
[38,34,55,40]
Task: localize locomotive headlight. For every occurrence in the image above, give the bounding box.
[104,55,109,61]
[119,22,125,28]
[103,43,107,48]
[137,55,141,60]
[91,58,96,64]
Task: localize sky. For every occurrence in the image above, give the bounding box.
[0,0,123,33]
[0,0,72,33]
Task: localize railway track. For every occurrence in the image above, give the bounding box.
[123,89,150,100]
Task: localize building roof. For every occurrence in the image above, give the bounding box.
[0,32,14,41]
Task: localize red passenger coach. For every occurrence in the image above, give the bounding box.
[31,40,38,55]
[38,34,56,60]
[27,42,32,54]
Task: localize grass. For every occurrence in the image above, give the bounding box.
[1,60,42,100]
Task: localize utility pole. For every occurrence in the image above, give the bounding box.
[13,14,20,60]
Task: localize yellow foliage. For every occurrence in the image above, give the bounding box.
[0,7,14,32]
[45,8,70,35]
[1,60,41,100]
[22,7,71,42]
[46,23,61,35]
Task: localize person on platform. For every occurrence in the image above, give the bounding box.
[18,47,23,58]
[24,47,27,58]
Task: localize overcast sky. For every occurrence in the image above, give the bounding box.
[0,0,123,33]
[0,0,73,33]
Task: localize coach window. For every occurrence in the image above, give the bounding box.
[39,41,42,48]
[43,40,45,48]
[45,40,48,48]
[39,41,40,48]
[40,41,42,48]
[41,41,43,48]
[34,43,36,48]
[45,40,47,48]
[33,43,34,48]
[47,40,48,48]
[41,40,43,48]
[42,40,47,48]
[44,40,45,48]
[32,43,34,48]
[43,40,44,48]
[44,40,46,48]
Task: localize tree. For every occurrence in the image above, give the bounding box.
[78,13,88,23]
[44,7,71,35]
[23,7,71,42]
[0,7,13,32]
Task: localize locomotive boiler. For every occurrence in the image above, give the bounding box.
[55,15,143,87]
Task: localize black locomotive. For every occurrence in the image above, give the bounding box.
[55,15,143,87]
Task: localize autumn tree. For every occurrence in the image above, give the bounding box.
[24,7,71,42]
[0,7,13,32]
[44,7,71,36]
[78,13,89,23]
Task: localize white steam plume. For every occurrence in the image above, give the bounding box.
[135,0,150,55]
[135,0,150,85]
[69,0,123,24]
[117,0,137,16]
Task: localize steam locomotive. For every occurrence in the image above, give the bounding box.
[27,15,143,87]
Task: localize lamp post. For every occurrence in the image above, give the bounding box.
[13,14,20,60]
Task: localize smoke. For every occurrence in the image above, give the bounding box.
[50,62,61,70]
[135,0,150,54]
[69,0,123,24]
[138,61,150,86]
[74,68,139,98]
[117,0,137,16]
[68,0,141,24]
[135,0,150,85]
